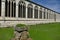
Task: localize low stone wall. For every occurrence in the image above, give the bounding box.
[11,26,32,40]
[0,19,57,27]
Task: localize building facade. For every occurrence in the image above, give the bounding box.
[0,0,60,27]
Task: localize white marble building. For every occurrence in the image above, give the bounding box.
[0,0,60,27]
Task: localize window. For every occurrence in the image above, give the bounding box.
[18,4,22,17]
[54,13,56,21]
[5,0,8,17]
[14,3,16,17]
[49,11,51,19]
[11,2,16,17]
[18,4,20,17]
[44,9,45,19]
[44,12,45,19]
[23,5,26,18]
[39,7,42,19]
[47,10,48,19]
[5,0,16,17]
[18,1,26,18]
[12,2,13,17]
[27,4,33,18]
[8,1,10,17]
[0,0,1,16]
[34,6,38,18]
[5,1,10,17]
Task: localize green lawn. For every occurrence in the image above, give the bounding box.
[0,23,60,40]
[29,23,60,40]
[0,27,14,40]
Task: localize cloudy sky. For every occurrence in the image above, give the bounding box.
[31,0,60,13]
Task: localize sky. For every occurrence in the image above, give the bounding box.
[31,0,60,13]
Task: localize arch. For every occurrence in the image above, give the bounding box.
[27,4,33,18]
[28,4,33,8]
[19,1,26,6]
[18,1,26,18]
[34,6,38,18]
[34,6,38,9]
[40,7,42,11]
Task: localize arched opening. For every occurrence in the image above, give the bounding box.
[5,0,16,17]
[12,2,16,17]
[18,1,26,18]
[27,4,33,18]
[5,0,8,17]
[14,2,16,17]
[8,1,10,17]
[47,10,48,19]
[5,1,10,17]
[34,6,38,18]
[12,2,13,17]
[39,7,42,19]
[44,9,45,19]
[0,0,1,16]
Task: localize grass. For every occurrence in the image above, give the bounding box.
[0,24,26,40]
[29,23,60,40]
[0,27,14,40]
[0,23,60,40]
[16,24,26,27]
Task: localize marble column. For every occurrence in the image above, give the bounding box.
[1,1,5,19]
[33,5,35,19]
[16,3,18,20]
[26,4,28,19]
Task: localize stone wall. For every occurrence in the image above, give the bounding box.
[0,19,56,27]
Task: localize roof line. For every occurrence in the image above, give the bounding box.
[26,0,60,14]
